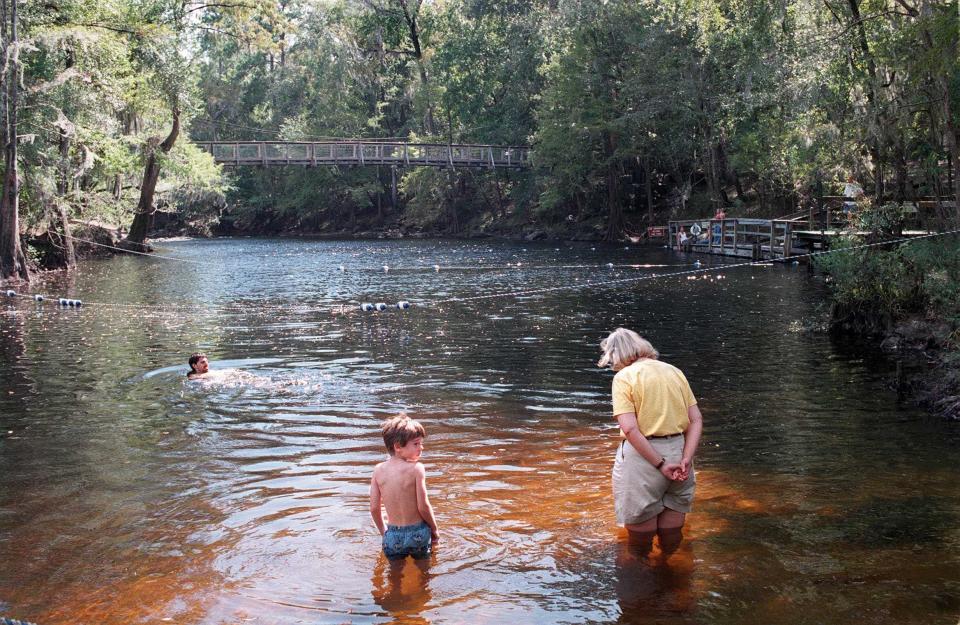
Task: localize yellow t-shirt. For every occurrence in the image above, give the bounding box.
[611,359,697,437]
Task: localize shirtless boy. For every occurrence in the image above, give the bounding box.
[370,415,439,559]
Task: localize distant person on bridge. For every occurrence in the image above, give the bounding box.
[599,328,703,556]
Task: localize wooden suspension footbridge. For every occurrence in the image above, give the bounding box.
[200,140,531,169]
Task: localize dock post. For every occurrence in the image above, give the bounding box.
[391,165,398,210]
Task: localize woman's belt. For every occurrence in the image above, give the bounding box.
[646,432,683,439]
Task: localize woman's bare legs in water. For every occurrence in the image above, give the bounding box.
[625,508,685,557]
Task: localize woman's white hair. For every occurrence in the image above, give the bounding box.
[598,328,659,370]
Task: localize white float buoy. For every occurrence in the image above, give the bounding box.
[4,289,15,297]
[694,260,702,267]
[361,303,375,312]
[382,265,389,272]
[338,265,345,272]
[375,302,388,311]
[606,263,614,268]
[433,264,440,272]
[33,294,43,302]
[396,301,410,310]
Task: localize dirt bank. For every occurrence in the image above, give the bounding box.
[832,309,960,420]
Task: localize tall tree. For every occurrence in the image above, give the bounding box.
[0,0,27,281]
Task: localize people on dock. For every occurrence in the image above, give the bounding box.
[711,208,726,244]
[370,415,440,560]
[187,352,210,379]
[599,328,703,555]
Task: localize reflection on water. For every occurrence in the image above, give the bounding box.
[372,554,435,625]
[1,238,960,625]
[615,539,696,624]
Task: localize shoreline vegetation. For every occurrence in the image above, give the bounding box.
[0,0,957,417]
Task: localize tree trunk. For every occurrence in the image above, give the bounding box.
[733,169,745,199]
[0,0,27,281]
[399,1,435,135]
[847,0,887,203]
[55,49,76,269]
[943,107,960,220]
[916,0,959,220]
[644,154,654,224]
[125,108,180,249]
[57,200,75,269]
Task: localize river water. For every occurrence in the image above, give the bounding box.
[1,238,958,625]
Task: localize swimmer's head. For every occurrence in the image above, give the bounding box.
[598,328,659,371]
[188,352,209,376]
[381,414,426,456]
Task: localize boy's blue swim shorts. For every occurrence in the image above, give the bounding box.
[383,521,432,560]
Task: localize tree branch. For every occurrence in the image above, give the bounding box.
[183,2,257,15]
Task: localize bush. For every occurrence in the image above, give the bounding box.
[817,234,960,326]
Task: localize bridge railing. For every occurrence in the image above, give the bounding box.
[200,141,531,169]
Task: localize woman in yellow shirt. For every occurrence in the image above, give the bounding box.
[599,328,703,552]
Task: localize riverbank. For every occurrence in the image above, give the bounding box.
[874,315,960,420]
[821,231,960,421]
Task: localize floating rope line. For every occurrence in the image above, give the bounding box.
[59,233,206,265]
[360,262,685,272]
[55,231,690,272]
[425,228,960,306]
[5,229,959,316]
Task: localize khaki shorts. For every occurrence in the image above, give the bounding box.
[612,434,695,525]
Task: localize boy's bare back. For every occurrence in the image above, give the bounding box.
[372,458,427,527]
[370,415,438,551]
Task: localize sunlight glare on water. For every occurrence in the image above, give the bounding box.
[1,238,959,625]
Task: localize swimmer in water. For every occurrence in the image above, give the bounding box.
[187,352,210,379]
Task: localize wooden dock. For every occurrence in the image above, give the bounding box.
[669,219,810,260]
[199,141,531,169]
[669,218,941,260]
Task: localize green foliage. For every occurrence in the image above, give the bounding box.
[817,236,960,323]
[4,0,958,247]
[853,202,906,237]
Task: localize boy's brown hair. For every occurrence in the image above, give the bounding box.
[381,415,426,455]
